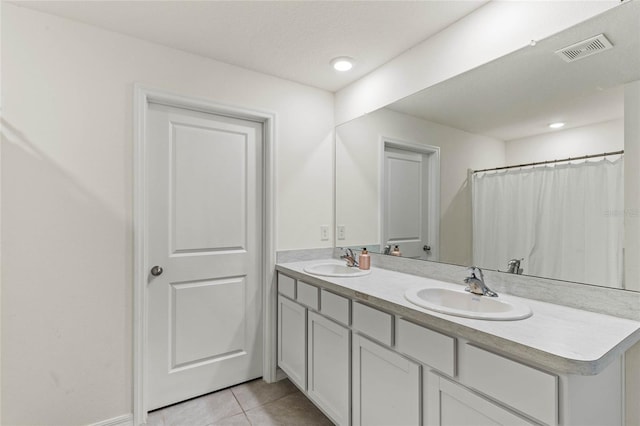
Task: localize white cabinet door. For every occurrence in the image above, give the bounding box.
[427,372,536,426]
[278,295,306,390]
[352,334,420,426]
[308,312,350,426]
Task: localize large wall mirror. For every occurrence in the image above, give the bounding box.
[336,1,640,291]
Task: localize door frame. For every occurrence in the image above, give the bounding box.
[132,86,276,425]
[379,136,440,261]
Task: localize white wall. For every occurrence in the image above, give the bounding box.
[1,4,333,425]
[336,108,504,266]
[624,82,640,293]
[505,119,623,165]
[334,1,617,125]
[624,81,640,426]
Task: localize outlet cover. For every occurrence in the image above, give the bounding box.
[337,225,346,240]
[320,225,329,241]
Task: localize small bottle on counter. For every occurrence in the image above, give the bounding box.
[358,248,371,270]
[391,245,402,256]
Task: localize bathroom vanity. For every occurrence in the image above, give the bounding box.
[275,260,640,426]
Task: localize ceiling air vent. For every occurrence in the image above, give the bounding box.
[555,34,613,63]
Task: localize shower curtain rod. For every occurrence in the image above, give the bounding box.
[472,149,624,174]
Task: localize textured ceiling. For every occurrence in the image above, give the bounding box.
[13,0,488,92]
[13,0,633,140]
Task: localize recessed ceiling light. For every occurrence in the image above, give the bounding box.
[331,57,354,72]
[549,122,566,129]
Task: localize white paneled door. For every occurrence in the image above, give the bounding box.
[382,147,430,259]
[146,102,263,410]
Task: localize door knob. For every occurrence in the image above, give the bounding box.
[150,265,164,276]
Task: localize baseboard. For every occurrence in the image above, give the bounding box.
[276,367,288,381]
[89,413,133,426]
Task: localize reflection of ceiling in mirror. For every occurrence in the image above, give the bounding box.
[387,0,639,141]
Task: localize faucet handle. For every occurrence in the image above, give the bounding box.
[340,247,358,267]
[467,266,483,279]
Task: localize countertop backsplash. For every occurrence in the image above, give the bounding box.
[276,248,640,321]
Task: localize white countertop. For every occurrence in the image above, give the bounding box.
[276,259,640,375]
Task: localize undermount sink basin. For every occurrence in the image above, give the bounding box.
[303,262,371,278]
[405,287,532,321]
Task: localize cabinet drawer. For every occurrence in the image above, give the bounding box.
[278,273,296,299]
[352,302,393,346]
[297,281,319,310]
[396,318,455,377]
[320,289,350,325]
[463,344,558,426]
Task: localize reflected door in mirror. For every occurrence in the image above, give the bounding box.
[382,146,431,259]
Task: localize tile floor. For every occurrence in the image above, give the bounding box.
[147,378,333,426]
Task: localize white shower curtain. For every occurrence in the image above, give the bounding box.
[472,157,624,288]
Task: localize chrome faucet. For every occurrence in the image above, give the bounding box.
[464,266,498,297]
[340,248,359,267]
[507,258,523,275]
